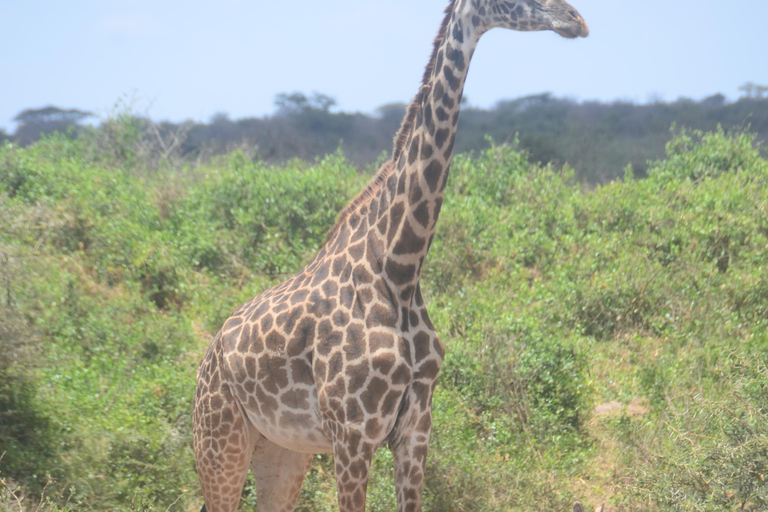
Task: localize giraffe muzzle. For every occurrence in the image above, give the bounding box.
[554,18,589,39]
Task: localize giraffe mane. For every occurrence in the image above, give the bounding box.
[323,0,457,245]
[323,160,395,244]
[392,0,457,161]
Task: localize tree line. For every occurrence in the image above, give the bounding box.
[5,88,768,183]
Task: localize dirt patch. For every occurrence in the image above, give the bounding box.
[593,401,623,417]
[626,398,649,417]
[593,399,649,420]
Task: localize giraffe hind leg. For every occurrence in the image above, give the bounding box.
[193,378,255,512]
[249,436,314,512]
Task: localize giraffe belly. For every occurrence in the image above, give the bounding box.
[236,382,334,454]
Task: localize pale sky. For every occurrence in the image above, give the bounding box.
[2,0,767,132]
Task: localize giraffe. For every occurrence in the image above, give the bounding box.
[193,1,588,511]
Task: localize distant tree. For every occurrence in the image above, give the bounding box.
[739,83,756,99]
[14,106,92,125]
[0,128,9,144]
[275,92,337,114]
[209,111,231,124]
[311,93,337,113]
[375,102,407,120]
[198,111,247,152]
[498,92,554,112]
[702,94,726,108]
[13,106,94,145]
[739,82,768,99]
[274,92,309,113]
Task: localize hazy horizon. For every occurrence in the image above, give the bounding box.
[3,0,767,132]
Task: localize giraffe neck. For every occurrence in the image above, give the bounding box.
[319,1,480,305]
[376,2,479,300]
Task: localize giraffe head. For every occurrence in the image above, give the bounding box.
[471,0,589,38]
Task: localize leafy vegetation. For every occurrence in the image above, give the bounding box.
[1,122,766,511]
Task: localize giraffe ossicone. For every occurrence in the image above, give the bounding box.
[193,1,588,510]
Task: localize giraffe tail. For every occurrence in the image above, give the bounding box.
[200,505,207,512]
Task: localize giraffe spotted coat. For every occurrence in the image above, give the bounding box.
[193,1,588,511]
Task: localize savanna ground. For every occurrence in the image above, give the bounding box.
[1,115,767,511]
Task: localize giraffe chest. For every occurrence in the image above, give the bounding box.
[306,316,442,456]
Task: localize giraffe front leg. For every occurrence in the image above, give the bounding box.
[389,406,433,512]
[332,429,376,512]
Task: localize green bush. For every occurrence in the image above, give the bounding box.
[1,125,767,511]
[0,319,57,485]
[170,150,362,277]
[650,126,766,183]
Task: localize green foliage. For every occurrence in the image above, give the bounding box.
[91,99,146,167]
[1,122,767,511]
[172,149,362,276]
[628,350,768,511]
[0,305,56,485]
[650,125,766,183]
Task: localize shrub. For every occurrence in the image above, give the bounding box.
[1,126,767,511]
[0,255,58,487]
[649,126,766,183]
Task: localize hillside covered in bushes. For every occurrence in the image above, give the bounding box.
[1,123,767,511]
